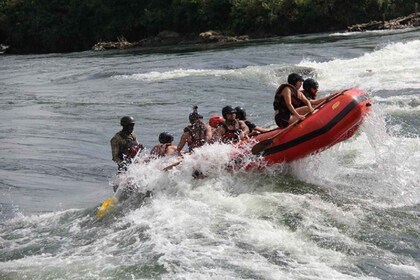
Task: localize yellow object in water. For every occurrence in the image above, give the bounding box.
[96,197,117,218]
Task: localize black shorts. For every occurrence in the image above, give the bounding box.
[275,112,290,128]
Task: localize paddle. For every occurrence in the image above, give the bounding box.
[96,196,118,218]
[162,160,182,171]
[251,90,345,155]
[96,158,183,218]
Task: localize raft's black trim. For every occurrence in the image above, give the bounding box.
[262,93,370,157]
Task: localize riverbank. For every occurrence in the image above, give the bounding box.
[2,13,419,54]
[0,44,9,54]
[92,12,420,52]
[347,12,420,32]
[91,30,251,51]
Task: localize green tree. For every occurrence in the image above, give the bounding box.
[1,0,418,53]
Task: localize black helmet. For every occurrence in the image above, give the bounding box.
[222,105,236,119]
[189,105,203,124]
[120,116,135,126]
[287,73,304,86]
[303,78,319,92]
[159,132,174,144]
[234,106,246,120]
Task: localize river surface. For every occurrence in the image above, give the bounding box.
[0,28,419,279]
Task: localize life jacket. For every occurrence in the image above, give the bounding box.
[117,132,138,161]
[273,84,305,113]
[221,119,241,143]
[184,121,208,151]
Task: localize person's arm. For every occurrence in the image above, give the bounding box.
[176,133,189,155]
[131,133,138,145]
[150,145,160,156]
[298,92,314,113]
[131,133,144,151]
[253,126,271,133]
[213,126,225,142]
[205,124,212,142]
[309,94,330,106]
[239,120,250,139]
[282,88,304,120]
[110,136,122,164]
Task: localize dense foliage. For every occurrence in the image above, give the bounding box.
[0,0,418,53]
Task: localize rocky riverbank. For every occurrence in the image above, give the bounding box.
[92,30,249,51]
[0,44,9,54]
[93,12,420,52]
[347,12,420,32]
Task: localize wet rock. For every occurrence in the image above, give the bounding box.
[92,30,249,51]
[0,44,9,54]
[92,36,138,51]
[199,30,249,43]
[347,12,420,32]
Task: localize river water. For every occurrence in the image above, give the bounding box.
[0,28,419,279]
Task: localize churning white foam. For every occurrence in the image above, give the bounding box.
[330,28,418,37]
[298,40,420,92]
[289,109,420,207]
[121,177,364,279]
[114,68,231,82]
[112,39,420,96]
[112,64,287,88]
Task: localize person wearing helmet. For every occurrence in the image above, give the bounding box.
[301,78,331,106]
[177,106,212,154]
[302,78,319,100]
[215,105,249,143]
[209,115,224,129]
[150,132,177,157]
[110,116,144,174]
[234,106,270,137]
[273,73,314,128]
[208,115,225,134]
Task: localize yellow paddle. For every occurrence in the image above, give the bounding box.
[96,196,118,218]
[96,158,183,218]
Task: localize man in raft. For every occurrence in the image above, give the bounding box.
[214,105,249,143]
[208,115,224,135]
[176,106,212,155]
[110,116,144,175]
[302,78,319,101]
[150,132,177,157]
[176,106,212,179]
[273,73,314,128]
[235,106,270,137]
[302,78,338,107]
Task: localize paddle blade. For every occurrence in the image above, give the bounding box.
[96,197,117,218]
[162,160,182,171]
[251,139,274,155]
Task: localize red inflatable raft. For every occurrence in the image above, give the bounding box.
[246,88,372,165]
